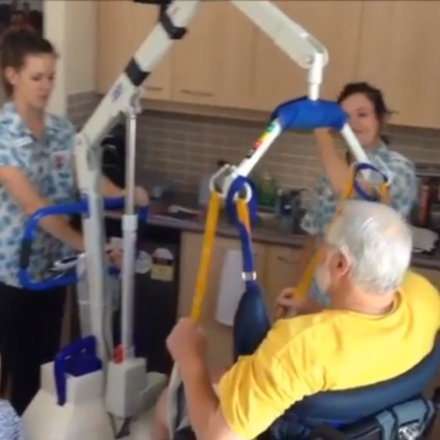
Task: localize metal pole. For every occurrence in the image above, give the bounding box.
[120,106,138,358]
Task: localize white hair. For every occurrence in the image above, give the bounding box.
[326,200,412,295]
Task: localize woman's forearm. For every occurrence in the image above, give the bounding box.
[39,215,84,251]
[293,235,316,285]
[101,176,125,199]
[314,129,351,195]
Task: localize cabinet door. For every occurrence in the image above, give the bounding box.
[355,2,440,129]
[251,1,363,111]
[171,3,254,108]
[179,233,266,368]
[130,2,172,100]
[265,245,301,315]
[413,267,440,291]
[97,1,132,94]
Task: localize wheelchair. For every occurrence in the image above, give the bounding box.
[173,344,440,440]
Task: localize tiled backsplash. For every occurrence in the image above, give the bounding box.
[68,92,440,195]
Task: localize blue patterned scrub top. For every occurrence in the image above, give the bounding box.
[0,400,24,440]
[300,143,417,305]
[0,102,77,288]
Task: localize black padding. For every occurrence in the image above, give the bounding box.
[159,2,186,39]
[124,58,149,87]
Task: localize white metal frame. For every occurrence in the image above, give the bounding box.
[71,0,372,431]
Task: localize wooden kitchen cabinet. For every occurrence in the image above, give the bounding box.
[355,2,440,129]
[265,245,301,312]
[250,1,363,111]
[413,267,440,291]
[179,232,267,321]
[171,3,255,108]
[131,2,172,101]
[179,232,266,367]
[97,1,172,100]
[97,1,133,94]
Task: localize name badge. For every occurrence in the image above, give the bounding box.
[51,151,70,169]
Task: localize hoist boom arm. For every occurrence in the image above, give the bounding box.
[75,0,328,185]
[73,0,362,362]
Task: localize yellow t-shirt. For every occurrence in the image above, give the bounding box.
[217,271,440,440]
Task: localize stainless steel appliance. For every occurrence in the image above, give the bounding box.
[413,162,440,232]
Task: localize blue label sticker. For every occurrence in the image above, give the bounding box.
[111,83,123,102]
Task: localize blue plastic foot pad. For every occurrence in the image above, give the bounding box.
[54,335,102,406]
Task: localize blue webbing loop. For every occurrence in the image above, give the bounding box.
[225,176,258,288]
[353,162,388,202]
[224,176,271,360]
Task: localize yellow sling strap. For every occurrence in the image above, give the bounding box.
[191,192,250,322]
[295,168,390,300]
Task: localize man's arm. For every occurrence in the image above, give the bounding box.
[180,320,322,440]
[180,359,234,440]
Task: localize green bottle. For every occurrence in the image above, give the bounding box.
[257,172,277,209]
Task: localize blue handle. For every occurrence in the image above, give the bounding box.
[19,197,149,290]
[353,162,389,201]
[225,176,258,288]
[54,336,102,406]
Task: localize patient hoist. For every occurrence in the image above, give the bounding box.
[16,0,440,439]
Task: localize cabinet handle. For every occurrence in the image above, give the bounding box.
[180,89,214,97]
[146,86,163,92]
[277,256,296,264]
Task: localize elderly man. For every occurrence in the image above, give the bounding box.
[158,200,440,440]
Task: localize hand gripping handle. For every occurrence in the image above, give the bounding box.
[18,197,149,290]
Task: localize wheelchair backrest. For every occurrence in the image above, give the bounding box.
[296,344,440,425]
[268,344,440,439]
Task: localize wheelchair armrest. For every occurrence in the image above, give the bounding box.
[309,426,348,440]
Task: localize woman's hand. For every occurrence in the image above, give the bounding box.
[105,243,122,268]
[134,186,149,207]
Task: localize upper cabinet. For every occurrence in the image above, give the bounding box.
[97,1,133,94]
[131,3,172,101]
[250,1,364,111]
[355,1,440,128]
[97,1,172,100]
[96,1,440,129]
[170,3,255,108]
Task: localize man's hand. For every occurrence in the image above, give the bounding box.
[134,186,149,206]
[275,288,324,319]
[275,287,302,319]
[167,318,207,366]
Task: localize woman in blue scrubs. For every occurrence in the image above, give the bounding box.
[277,82,418,316]
[0,28,148,414]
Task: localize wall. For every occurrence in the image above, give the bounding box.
[45,0,96,114]
[68,93,440,196]
[65,1,96,96]
[48,1,439,196]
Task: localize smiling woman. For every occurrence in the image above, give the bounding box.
[285,81,418,309]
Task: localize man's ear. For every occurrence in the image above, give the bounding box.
[335,252,350,277]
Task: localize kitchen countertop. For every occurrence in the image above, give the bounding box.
[144,193,440,271]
